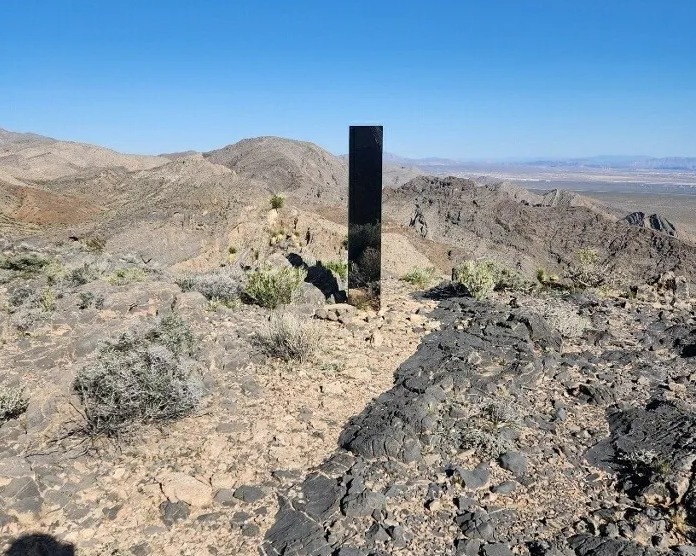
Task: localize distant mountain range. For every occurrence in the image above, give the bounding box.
[381,153,696,171]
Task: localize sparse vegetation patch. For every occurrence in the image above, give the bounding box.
[453,259,535,299]
[0,386,29,423]
[176,268,241,305]
[322,259,348,280]
[108,267,148,285]
[243,265,307,309]
[453,260,498,300]
[254,312,320,362]
[0,253,51,275]
[401,266,437,288]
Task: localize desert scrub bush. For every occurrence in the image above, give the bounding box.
[44,259,67,285]
[0,386,29,422]
[65,262,107,286]
[243,265,307,309]
[8,286,59,331]
[401,267,437,288]
[144,313,195,356]
[78,291,105,310]
[565,248,608,289]
[458,424,513,460]
[175,268,241,305]
[321,259,348,280]
[540,302,591,338]
[270,193,285,210]
[38,287,57,312]
[495,266,537,293]
[577,248,599,267]
[536,267,565,289]
[108,267,148,286]
[454,260,534,299]
[453,260,498,300]
[72,313,202,437]
[254,312,320,362]
[82,236,107,253]
[0,253,50,275]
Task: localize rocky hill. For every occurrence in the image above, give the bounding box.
[204,136,348,205]
[0,131,166,182]
[384,176,696,284]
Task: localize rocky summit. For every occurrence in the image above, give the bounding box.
[1,129,696,556]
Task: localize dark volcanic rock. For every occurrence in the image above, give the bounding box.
[623,211,677,237]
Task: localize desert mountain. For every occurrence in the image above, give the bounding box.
[204,136,348,204]
[0,129,167,182]
[1,127,695,284]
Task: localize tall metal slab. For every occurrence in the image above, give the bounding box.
[348,125,383,309]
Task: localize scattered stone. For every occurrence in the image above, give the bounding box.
[233,485,265,504]
[499,452,528,478]
[160,500,190,526]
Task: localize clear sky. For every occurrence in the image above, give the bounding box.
[2,0,695,159]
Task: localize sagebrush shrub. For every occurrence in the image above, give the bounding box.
[565,248,608,289]
[0,253,50,274]
[66,263,105,286]
[176,269,241,304]
[78,291,105,310]
[243,266,307,309]
[82,236,107,253]
[0,386,28,422]
[255,312,320,362]
[72,314,202,437]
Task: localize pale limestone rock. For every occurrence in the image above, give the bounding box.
[159,472,213,507]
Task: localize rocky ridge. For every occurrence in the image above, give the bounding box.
[262,282,696,556]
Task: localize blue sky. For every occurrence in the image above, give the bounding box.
[2,1,695,159]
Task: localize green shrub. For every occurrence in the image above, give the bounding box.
[322,260,348,280]
[270,194,285,210]
[0,253,50,274]
[459,425,513,460]
[0,386,28,423]
[108,267,148,286]
[243,266,307,309]
[255,312,320,362]
[144,313,195,357]
[44,260,67,284]
[453,260,534,299]
[38,288,57,312]
[401,267,437,288]
[72,314,202,437]
[453,260,498,300]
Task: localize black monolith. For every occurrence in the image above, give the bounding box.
[348,125,382,309]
